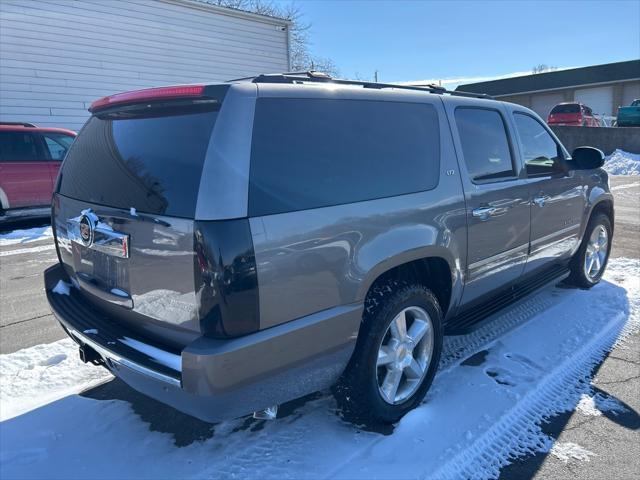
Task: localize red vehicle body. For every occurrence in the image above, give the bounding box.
[547,102,601,127]
[0,123,76,217]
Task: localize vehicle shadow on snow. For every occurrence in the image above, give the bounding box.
[79,380,328,447]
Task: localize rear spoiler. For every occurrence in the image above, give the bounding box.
[89,84,229,113]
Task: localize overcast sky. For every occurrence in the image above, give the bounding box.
[295,0,640,83]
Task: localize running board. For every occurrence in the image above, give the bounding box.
[446,264,570,335]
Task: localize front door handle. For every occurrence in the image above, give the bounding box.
[533,196,548,207]
[472,206,497,221]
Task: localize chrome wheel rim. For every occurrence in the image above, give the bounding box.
[584,224,608,280]
[376,306,434,405]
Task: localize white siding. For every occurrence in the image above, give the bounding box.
[0,0,289,131]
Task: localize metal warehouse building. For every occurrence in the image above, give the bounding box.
[0,0,290,131]
[457,60,640,119]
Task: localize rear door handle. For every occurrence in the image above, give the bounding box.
[472,206,497,221]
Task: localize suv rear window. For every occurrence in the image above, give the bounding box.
[550,104,580,114]
[58,108,218,218]
[249,98,440,216]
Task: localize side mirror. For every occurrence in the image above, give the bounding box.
[570,147,605,170]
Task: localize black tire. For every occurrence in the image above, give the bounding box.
[566,213,612,288]
[333,280,443,425]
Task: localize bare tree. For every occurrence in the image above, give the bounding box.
[209,0,339,76]
[532,64,558,74]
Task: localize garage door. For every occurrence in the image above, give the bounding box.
[531,93,565,118]
[622,82,640,106]
[575,86,614,116]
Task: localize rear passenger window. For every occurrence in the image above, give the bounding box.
[454,108,515,182]
[249,98,440,216]
[0,132,43,162]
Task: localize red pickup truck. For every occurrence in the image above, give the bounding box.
[0,123,76,220]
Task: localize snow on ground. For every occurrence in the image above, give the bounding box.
[604,149,640,176]
[575,392,629,417]
[0,226,52,246]
[0,339,112,421]
[549,442,596,463]
[0,258,638,479]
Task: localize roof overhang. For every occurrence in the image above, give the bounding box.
[166,0,292,27]
[456,60,640,97]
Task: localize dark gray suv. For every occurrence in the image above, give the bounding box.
[44,73,613,424]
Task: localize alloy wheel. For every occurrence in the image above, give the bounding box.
[584,224,608,280]
[376,306,434,404]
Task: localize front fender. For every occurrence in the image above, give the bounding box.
[583,173,614,235]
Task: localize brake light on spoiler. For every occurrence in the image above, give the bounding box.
[89,85,206,112]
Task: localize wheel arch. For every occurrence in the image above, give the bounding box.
[359,254,457,318]
[588,197,614,231]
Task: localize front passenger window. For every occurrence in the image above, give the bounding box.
[513,113,564,176]
[455,108,515,182]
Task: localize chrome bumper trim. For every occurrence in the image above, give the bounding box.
[67,327,182,388]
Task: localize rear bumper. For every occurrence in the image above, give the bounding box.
[44,264,361,422]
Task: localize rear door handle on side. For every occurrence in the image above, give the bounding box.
[472,206,498,221]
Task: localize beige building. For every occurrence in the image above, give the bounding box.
[457,60,640,118]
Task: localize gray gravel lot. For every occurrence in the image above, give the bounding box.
[0,176,638,479]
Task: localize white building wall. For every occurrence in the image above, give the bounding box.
[0,0,289,131]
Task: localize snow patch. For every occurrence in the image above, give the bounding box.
[0,226,52,246]
[52,280,71,296]
[550,442,596,463]
[83,329,98,335]
[0,339,112,421]
[130,207,138,216]
[576,392,628,417]
[604,149,640,176]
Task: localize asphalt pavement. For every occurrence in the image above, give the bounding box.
[0,176,638,479]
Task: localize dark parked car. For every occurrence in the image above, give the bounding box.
[45,74,613,425]
[547,102,601,126]
[0,122,76,220]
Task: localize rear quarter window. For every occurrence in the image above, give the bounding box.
[249,98,440,216]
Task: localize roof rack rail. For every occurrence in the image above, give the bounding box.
[241,71,493,99]
[0,121,38,127]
